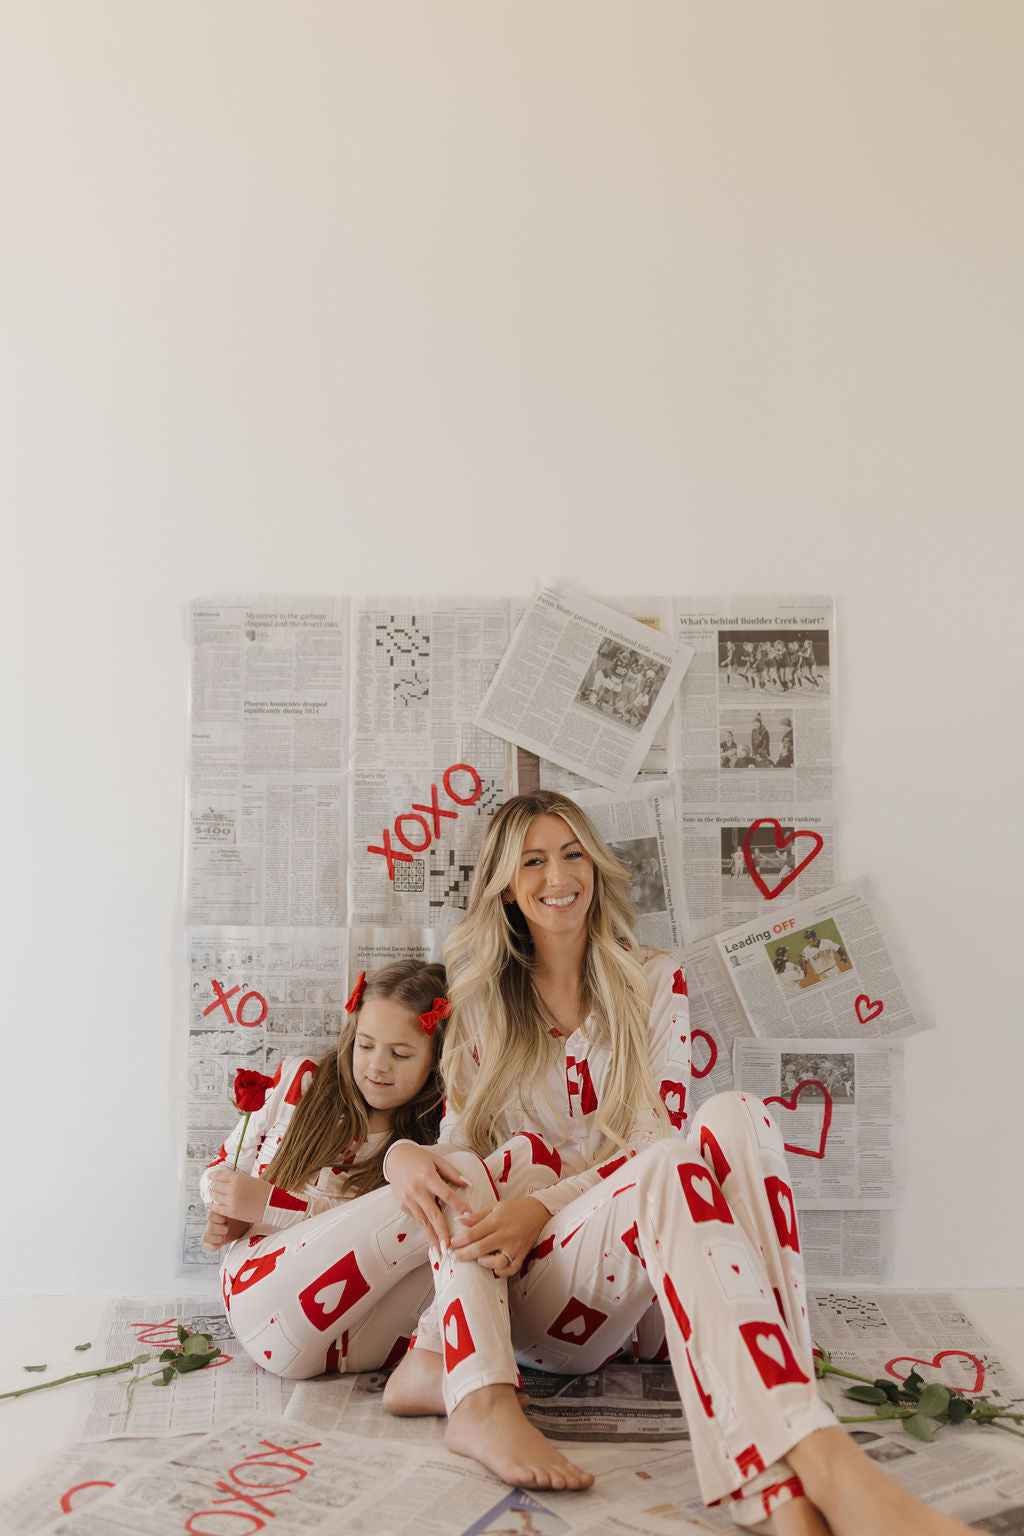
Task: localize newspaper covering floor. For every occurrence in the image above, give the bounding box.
[4,1290,1024,1535]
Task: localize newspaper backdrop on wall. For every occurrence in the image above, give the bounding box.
[80,1301,283,1441]
[674,595,835,810]
[514,595,678,794]
[800,1210,891,1285]
[186,598,349,927]
[733,1038,904,1210]
[680,808,836,944]
[572,781,685,950]
[182,927,348,1266]
[476,585,693,794]
[348,596,512,927]
[715,878,929,1042]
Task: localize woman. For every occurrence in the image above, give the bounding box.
[384,792,976,1536]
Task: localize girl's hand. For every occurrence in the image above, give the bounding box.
[386,1143,471,1253]
[451,1196,550,1276]
[202,1210,250,1251]
[208,1168,271,1225]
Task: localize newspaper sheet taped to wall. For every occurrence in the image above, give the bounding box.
[715,877,929,1042]
[182,926,349,1266]
[187,598,349,927]
[572,781,685,950]
[734,1037,904,1209]
[680,807,836,944]
[476,585,693,794]
[674,596,836,810]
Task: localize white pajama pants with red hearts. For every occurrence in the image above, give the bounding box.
[219,1133,562,1380]
[420,1093,837,1528]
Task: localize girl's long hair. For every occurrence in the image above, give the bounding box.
[262,959,447,1200]
[441,790,669,1160]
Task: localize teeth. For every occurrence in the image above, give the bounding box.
[542,894,576,907]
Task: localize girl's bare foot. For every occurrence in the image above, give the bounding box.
[382,1348,445,1417]
[789,1427,980,1536]
[445,1384,594,1490]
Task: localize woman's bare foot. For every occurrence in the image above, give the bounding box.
[789,1427,980,1536]
[445,1383,594,1490]
[382,1348,445,1417]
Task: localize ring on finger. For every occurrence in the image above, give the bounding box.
[499,1249,514,1269]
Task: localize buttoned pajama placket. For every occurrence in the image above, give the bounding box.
[423,1094,836,1529]
[219,1133,562,1381]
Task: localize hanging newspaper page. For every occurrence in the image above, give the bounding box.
[572,781,684,949]
[800,1211,890,1285]
[182,927,348,1266]
[81,1301,282,1440]
[186,598,348,927]
[680,808,837,943]
[476,585,692,794]
[348,924,439,975]
[715,877,929,1042]
[349,597,511,926]
[674,596,835,809]
[515,595,677,793]
[733,1038,904,1209]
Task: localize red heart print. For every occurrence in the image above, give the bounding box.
[855,994,884,1024]
[742,819,823,900]
[690,1028,718,1080]
[886,1351,985,1395]
[764,1080,833,1159]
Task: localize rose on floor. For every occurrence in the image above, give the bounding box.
[0,1325,222,1404]
[813,1345,1024,1444]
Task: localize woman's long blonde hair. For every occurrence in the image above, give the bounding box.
[441,791,669,1159]
[262,959,447,1200]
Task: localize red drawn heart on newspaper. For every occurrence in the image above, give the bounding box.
[886,1351,985,1396]
[742,819,823,900]
[764,1080,833,1159]
[855,994,884,1024]
[690,1028,718,1080]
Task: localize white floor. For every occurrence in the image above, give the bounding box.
[1,1289,1022,1505]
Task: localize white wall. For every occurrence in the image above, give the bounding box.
[4,3,1021,1295]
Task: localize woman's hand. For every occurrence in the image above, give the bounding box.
[208,1168,271,1225]
[451,1196,551,1276]
[386,1143,471,1252]
[202,1210,250,1251]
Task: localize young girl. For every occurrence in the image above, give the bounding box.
[202,959,563,1381]
[383,793,979,1534]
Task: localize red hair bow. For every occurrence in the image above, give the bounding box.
[419,998,450,1035]
[344,971,367,1014]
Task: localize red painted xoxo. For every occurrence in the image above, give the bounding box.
[886,1351,985,1395]
[185,1438,322,1535]
[855,994,884,1024]
[61,1481,115,1513]
[742,819,823,900]
[764,1079,833,1159]
[690,1028,718,1079]
[368,763,483,882]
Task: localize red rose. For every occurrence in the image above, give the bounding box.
[233,1069,275,1114]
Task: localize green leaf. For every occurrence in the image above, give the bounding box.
[875,1403,901,1419]
[23,1364,47,1373]
[971,1400,1000,1421]
[183,1335,212,1356]
[132,1353,152,1365]
[918,1385,950,1419]
[873,1378,901,1404]
[902,1371,925,1395]
[153,1366,174,1386]
[74,1342,92,1353]
[177,1324,188,1345]
[843,1385,888,1404]
[903,1413,935,1443]
[158,1349,176,1361]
